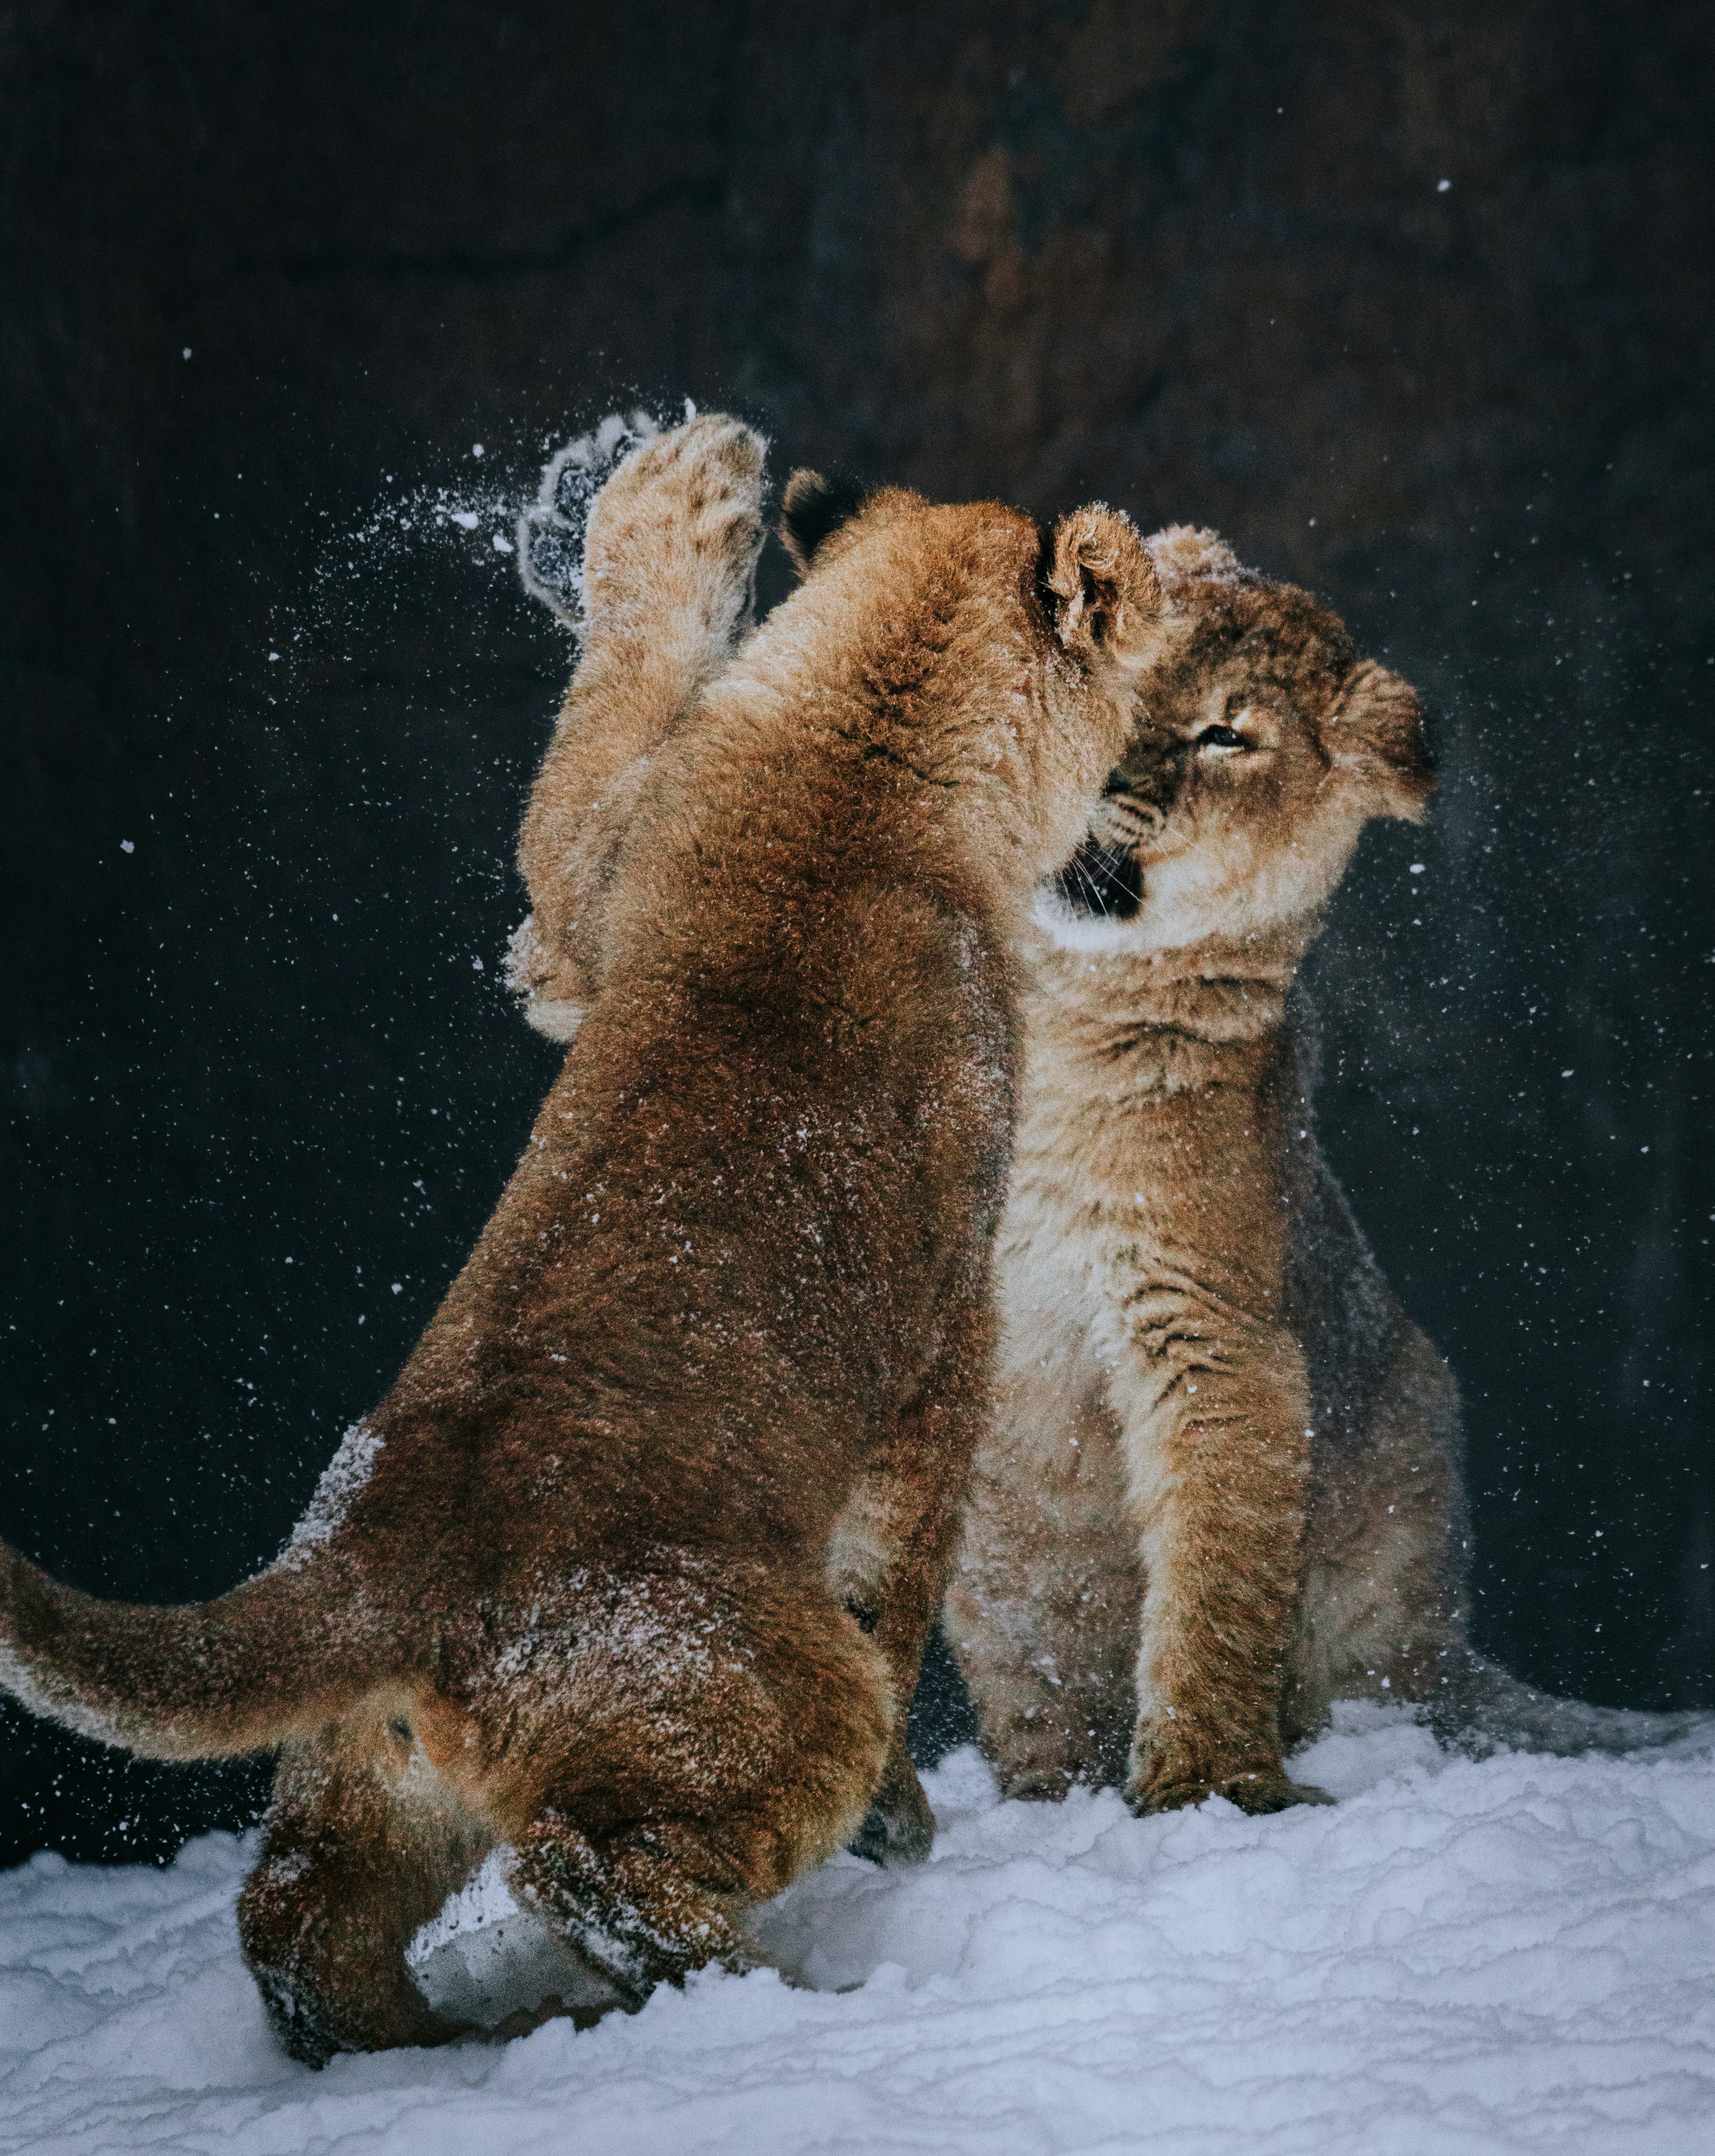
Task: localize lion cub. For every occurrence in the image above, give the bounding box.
[945,526,1695,1817]
[509,424,1180,1859]
[0,418,1153,2062]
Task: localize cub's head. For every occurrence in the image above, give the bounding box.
[781,470,1163,882]
[1040,526,1432,951]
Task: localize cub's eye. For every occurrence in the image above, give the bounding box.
[1195,724,1249,752]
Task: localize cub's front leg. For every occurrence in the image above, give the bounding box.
[1107,1309,1334,1814]
[511,413,766,1036]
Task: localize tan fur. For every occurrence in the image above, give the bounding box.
[0,420,1150,2063]
[946,527,1698,1815]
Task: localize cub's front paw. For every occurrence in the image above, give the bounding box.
[1130,1770,1335,1817]
[517,407,766,637]
[846,1759,936,1867]
[582,413,766,643]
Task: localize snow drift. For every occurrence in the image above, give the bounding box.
[4,1708,1714,2155]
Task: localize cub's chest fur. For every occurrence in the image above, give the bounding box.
[1007,933,1297,1234]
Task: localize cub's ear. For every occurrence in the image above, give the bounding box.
[1046,506,1163,673]
[1325,660,1435,822]
[780,468,874,577]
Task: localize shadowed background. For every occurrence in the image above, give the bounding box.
[4,0,1712,1862]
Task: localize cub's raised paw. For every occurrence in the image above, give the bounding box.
[517,409,766,648]
[1132,1771,1336,1817]
[581,413,766,646]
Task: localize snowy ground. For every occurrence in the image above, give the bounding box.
[5,1708,1715,2156]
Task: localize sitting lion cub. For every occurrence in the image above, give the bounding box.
[0,417,1153,2063]
[946,526,1699,1815]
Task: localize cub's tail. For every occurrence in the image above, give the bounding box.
[1434,1651,1714,1759]
[0,1539,386,1761]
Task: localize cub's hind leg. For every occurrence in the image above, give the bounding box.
[496,1578,890,1997]
[511,414,767,1034]
[948,1359,1141,1800]
[237,1717,491,2067]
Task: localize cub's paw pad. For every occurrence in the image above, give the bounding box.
[515,408,661,626]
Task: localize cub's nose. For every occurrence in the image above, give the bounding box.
[1052,834,1143,920]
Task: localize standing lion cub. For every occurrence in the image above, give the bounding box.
[0,418,1153,2061]
[945,526,1700,1814]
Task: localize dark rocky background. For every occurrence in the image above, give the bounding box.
[3,0,1711,1863]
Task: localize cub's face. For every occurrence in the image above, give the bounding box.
[1038,531,1432,952]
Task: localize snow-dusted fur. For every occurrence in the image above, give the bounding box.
[0,418,1150,2066]
[945,529,1703,1814]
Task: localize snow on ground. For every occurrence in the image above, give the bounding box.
[4,1708,1715,2156]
